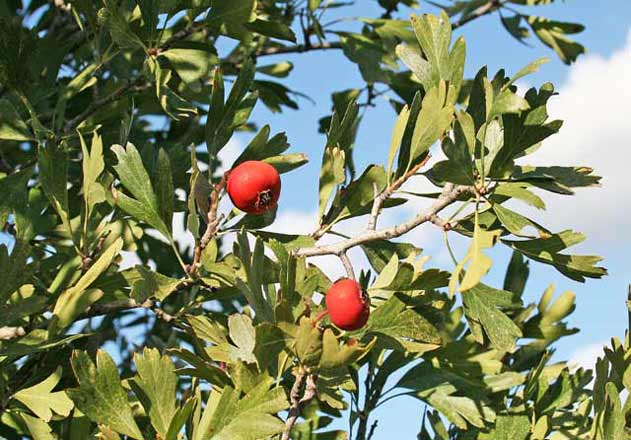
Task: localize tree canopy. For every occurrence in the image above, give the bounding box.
[0,1,627,439]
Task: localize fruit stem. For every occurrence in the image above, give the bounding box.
[313,309,329,324]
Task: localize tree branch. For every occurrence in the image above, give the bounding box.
[451,0,503,30]
[63,77,151,133]
[282,371,318,440]
[59,1,502,135]
[339,252,356,280]
[367,154,432,231]
[82,298,180,324]
[295,184,473,258]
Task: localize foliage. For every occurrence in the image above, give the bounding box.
[0,1,622,439]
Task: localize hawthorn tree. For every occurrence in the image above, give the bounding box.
[0,0,628,439]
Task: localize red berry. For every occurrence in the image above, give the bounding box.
[325,279,370,331]
[226,161,281,215]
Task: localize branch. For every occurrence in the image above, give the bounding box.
[451,0,503,30]
[58,2,501,135]
[192,173,228,273]
[63,77,151,133]
[295,184,473,258]
[339,252,356,280]
[282,371,318,440]
[367,155,432,231]
[81,298,182,326]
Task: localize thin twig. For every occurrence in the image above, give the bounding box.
[63,78,151,133]
[429,214,451,231]
[295,184,472,258]
[367,155,432,231]
[282,370,318,440]
[82,298,181,325]
[339,252,356,280]
[367,420,379,440]
[192,173,228,274]
[451,0,504,30]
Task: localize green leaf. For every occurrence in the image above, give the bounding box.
[397,361,496,429]
[386,104,410,183]
[206,62,257,157]
[160,48,213,90]
[187,147,202,239]
[235,233,275,322]
[361,239,421,273]
[12,367,74,422]
[320,329,375,369]
[263,153,309,174]
[503,251,530,296]
[194,380,287,440]
[50,238,124,335]
[127,265,181,302]
[318,147,346,220]
[463,284,523,352]
[246,19,297,42]
[234,125,290,165]
[131,348,178,439]
[502,230,607,281]
[155,148,175,234]
[166,398,196,440]
[407,82,454,172]
[507,57,549,87]
[513,165,601,195]
[257,62,294,78]
[79,130,106,221]
[151,61,199,120]
[68,350,144,440]
[492,203,549,238]
[527,16,585,64]
[488,414,530,440]
[493,183,545,210]
[54,63,98,130]
[295,317,323,367]
[410,12,452,85]
[0,330,88,358]
[0,98,33,141]
[450,217,501,293]
[18,413,56,440]
[368,294,442,345]
[207,0,256,40]
[39,144,73,240]
[97,0,146,50]
[112,143,170,238]
[431,110,475,184]
[228,314,257,364]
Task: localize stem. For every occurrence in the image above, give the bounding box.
[192,173,228,274]
[339,252,356,280]
[282,371,318,440]
[295,185,473,258]
[355,361,375,440]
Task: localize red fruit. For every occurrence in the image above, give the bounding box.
[226,161,281,214]
[325,279,370,331]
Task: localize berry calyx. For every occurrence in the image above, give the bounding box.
[226,161,281,215]
[325,278,370,331]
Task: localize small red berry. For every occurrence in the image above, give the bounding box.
[226,161,281,215]
[325,279,370,331]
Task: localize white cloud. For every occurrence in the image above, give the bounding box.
[524,30,631,248]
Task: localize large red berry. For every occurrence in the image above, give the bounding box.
[325,279,370,331]
[226,161,281,215]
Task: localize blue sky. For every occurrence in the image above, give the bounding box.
[3,1,631,437]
